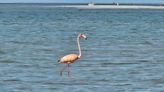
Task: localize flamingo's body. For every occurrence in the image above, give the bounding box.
[58,54,79,64]
[58,33,87,76]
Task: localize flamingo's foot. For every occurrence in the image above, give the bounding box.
[60,71,63,76]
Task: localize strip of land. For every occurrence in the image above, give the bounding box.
[55,5,164,9]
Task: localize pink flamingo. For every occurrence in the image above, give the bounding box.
[58,33,87,76]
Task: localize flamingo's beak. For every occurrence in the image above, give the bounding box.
[80,33,87,40]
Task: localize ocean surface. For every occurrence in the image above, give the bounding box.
[0,4,164,92]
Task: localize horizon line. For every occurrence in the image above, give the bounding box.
[0,2,163,4]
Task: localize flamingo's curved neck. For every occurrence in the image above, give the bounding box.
[77,35,81,58]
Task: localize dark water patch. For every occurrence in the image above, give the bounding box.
[0,59,17,64]
[23,80,47,84]
[151,79,164,84]
[2,79,21,82]
[100,62,139,66]
[0,49,5,54]
[45,87,58,90]
[112,83,132,86]
[2,22,18,25]
[143,40,154,45]
[156,60,164,63]
[9,40,33,45]
[42,81,57,85]
[77,63,99,67]
[42,82,82,86]
[128,71,140,74]
[39,48,53,52]
[51,82,98,86]
[30,57,51,62]
[23,75,48,81]
[95,78,110,82]
[16,87,31,91]
[9,40,48,46]
[138,60,150,63]
[77,65,95,67]
[17,64,35,68]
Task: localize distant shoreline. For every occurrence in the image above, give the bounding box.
[0,3,163,6]
[0,3,164,9]
[55,5,164,9]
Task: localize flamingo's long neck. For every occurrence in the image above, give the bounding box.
[77,35,81,58]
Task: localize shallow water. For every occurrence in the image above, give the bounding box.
[0,5,164,92]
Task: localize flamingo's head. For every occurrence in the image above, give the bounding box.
[79,33,87,40]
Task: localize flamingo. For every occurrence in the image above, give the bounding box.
[58,33,87,76]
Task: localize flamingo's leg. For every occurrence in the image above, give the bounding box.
[60,64,68,76]
[67,63,70,76]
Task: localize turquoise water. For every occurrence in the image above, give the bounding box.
[0,5,164,92]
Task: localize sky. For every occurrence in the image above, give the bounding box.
[0,0,164,3]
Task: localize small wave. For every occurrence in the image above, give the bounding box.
[101,62,139,66]
[0,59,17,64]
[2,79,21,82]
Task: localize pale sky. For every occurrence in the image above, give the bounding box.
[0,0,164,3]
